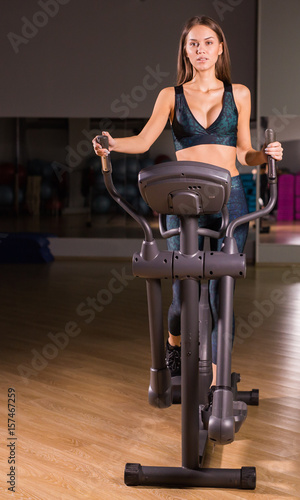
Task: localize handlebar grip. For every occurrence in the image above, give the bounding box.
[265,128,277,181]
[96,134,109,149]
[96,135,111,173]
[265,128,275,146]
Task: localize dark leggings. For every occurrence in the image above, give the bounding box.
[166,175,249,365]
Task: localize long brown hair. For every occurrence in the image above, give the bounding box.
[177,16,231,86]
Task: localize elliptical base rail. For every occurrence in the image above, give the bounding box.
[125,463,256,489]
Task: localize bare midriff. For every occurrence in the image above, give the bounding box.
[176,144,239,177]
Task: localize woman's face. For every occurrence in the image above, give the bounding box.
[185,24,223,74]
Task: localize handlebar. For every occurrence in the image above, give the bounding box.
[95,135,154,243]
[226,129,278,238]
[96,129,278,243]
[96,135,112,173]
[265,128,277,182]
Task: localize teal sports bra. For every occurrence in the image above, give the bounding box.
[171,83,238,151]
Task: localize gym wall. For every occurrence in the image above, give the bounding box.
[1,0,257,119]
[259,0,300,172]
[259,0,300,117]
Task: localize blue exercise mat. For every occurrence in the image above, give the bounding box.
[0,232,55,263]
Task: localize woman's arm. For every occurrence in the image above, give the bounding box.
[233,84,283,166]
[93,87,174,156]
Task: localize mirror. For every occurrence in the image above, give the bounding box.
[256,0,300,263]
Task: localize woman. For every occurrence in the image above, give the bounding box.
[93,15,283,385]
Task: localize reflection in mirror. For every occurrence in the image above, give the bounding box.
[0,117,174,240]
[259,116,300,247]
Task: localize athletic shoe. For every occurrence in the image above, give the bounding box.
[165,340,181,377]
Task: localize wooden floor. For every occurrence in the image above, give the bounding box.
[0,260,300,499]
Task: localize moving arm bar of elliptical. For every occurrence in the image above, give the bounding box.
[226,183,277,238]
[226,128,278,239]
[103,171,154,242]
[96,135,154,242]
